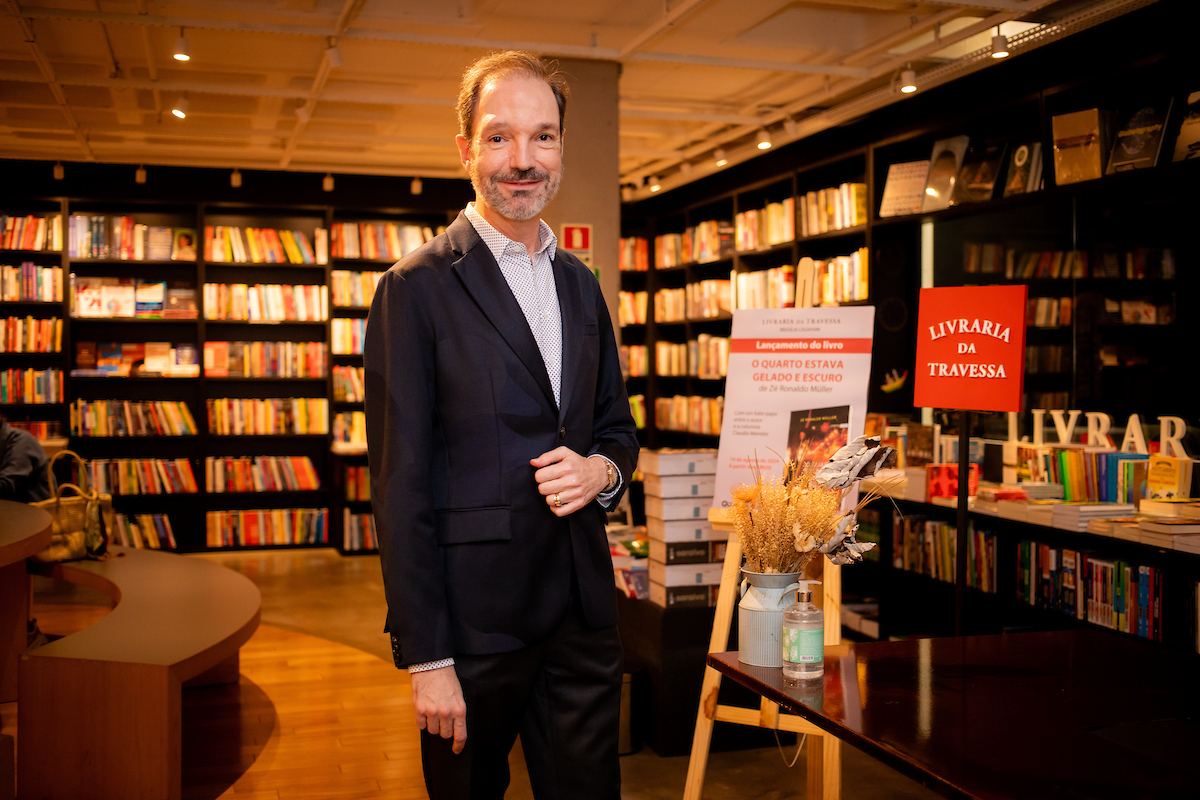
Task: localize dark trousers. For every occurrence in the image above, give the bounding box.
[420,599,623,800]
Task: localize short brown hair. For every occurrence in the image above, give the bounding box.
[456,51,569,142]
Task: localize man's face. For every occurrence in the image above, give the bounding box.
[457,74,563,222]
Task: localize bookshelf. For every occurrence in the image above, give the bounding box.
[620,4,1198,654]
[0,165,472,554]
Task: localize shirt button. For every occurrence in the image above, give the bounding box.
[560,426,567,440]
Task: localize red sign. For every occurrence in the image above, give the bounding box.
[912,285,1027,412]
[561,224,591,252]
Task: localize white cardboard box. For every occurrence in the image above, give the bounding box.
[645,516,725,543]
[649,582,719,608]
[645,496,711,521]
[643,473,716,499]
[648,539,727,565]
[639,448,718,476]
[648,559,724,587]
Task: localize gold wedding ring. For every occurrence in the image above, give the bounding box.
[553,493,561,507]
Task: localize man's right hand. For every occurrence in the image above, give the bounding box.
[411,665,467,754]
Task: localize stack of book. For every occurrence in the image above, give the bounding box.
[641,449,723,608]
[1051,502,1137,532]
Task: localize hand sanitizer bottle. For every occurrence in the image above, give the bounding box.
[782,580,823,681]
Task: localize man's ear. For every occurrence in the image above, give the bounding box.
[456,134,471,171]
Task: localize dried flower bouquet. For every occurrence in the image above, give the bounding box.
[731,435,895,573]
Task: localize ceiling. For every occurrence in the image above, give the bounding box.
[0,0,1155,198]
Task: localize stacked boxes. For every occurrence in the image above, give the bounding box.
[641,448,726,608]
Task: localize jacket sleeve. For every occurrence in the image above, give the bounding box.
[587,283,640,511]
[364,268,452,668]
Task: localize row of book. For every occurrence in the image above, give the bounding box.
[333,410,366,445]
[74,341,200,378]
[330,270,385,308]
[8,420,61,440]
[331,318,367,355]
[68,216,195,261]
[343,510,378,551]
[0,368,63,404]
[800,250,870,306]
[70,399,199,437]
[977,248,1177,281]
[617,290,648,326]
[1017,541,1163,641]
[686,280,732,320]
[798,184,867,237]
[654,221,739,270]
[78,458,200,495]
[654,342,689,377]
[1104,298,1171,326]
[328,221,433,261]
[204,225,323,265]
[332,365,365,402]
[891,517,999,592]
[71,277,197,319]
[1,214,61,252]
[113,513,177,549]
[654,394,724,435]
[732,265,794,310]
[1,316,61,353]
[206,455,322,493]
[618,237,649,272]
[734,198,795,250]
[345,465,371,501]
[1,264,62,302]
[619,345,648,378]
[1028,297,1072,328]
[1026,344,1068,375]
[649,335,730,379]
[203,340,326,378]
[205,508,329,547]
[206,397,328,435]
[628,394,647,429]
[202,283,329,322]
[1011,446,1161,504]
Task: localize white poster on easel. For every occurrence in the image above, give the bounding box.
[712,307,876,508]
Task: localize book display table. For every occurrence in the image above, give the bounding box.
[0,501,52,702]
[708,629,1198,799]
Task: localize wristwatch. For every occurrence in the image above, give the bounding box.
[604,460,617,491]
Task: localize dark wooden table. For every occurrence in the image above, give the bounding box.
[708,629,1199,800]
[0,500,52,702]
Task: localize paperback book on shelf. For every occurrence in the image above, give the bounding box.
[1052,108,1111,185]
[1,264,62,302]
[1106,99,1173,173]
[952,142,1007,204]
[921,136,970,212]
[1172,90,1200,161]
[878,161,929,217]
[1002,142,1043,197]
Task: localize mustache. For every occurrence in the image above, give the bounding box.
[490,167,549,184]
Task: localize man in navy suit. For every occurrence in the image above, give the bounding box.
[364,50,638,799]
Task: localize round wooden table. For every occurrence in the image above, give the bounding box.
[0,499,53,702]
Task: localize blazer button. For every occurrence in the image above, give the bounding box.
[559,426,567,440]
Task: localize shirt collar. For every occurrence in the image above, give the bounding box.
[465,202,557,264]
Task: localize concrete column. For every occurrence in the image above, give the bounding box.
[539,57,621,337]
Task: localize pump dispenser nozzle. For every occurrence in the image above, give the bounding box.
[792,579,822,603]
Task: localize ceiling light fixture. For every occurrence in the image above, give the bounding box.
[231,169,243,188]
[326,43,344,69]
[900,67,917,94]
[322,173,334,192]
[135,165,147,184]
[679,161,693,176]
[714,148,728,167]
[295,105,311,124]
[649,176,661,193]
[991,28,1009,58]
[171,94,188,118]
[756,129,772,150]
[784,117,798,137]
[173,28,190,62]
[410,176,423,195]
[621,185,634,202]
[53,162,64,180]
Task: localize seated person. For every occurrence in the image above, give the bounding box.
[0,413,53,503]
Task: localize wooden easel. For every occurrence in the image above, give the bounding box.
[682,508,842,800]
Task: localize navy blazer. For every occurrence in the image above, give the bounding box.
[364,212,639,667]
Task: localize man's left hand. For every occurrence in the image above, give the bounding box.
[531,447,608,517]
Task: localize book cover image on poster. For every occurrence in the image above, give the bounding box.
[1002,142,1043,197]
[1106,100,1173,173]
[1172,91,1200,161]
[172,228,198,261]
[921,136,970,213]
[787,406,850,464]
[952,142,1007,204]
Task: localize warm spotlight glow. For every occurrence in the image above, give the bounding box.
[756,129,772,150]
[991,34,1009,58]
[900,69,917,94]
[173,29,190,61]
[171,96,189,118]
[649,176,661,192]
[714,148,728,167]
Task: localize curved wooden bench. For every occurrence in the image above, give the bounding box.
[0,501,52,704]
[18,546,261,800]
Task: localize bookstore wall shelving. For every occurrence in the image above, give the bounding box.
[0,164,473,555]
[620,2,1199,654]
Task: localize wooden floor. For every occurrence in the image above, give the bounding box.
[2,602,431,800]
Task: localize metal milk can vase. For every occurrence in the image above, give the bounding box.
[738,570,802,667]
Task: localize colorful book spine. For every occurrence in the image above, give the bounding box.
[205,455,322,492]
[342,510,378,551]
[206,397,329,435]
[70,399,198,436]
[330,270,385,307]
[205,508,329,547]
[0,263,62,301]
[0,368,63,403]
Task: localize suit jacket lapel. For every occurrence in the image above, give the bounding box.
[446,213,557,410]
[553,255,582,425]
